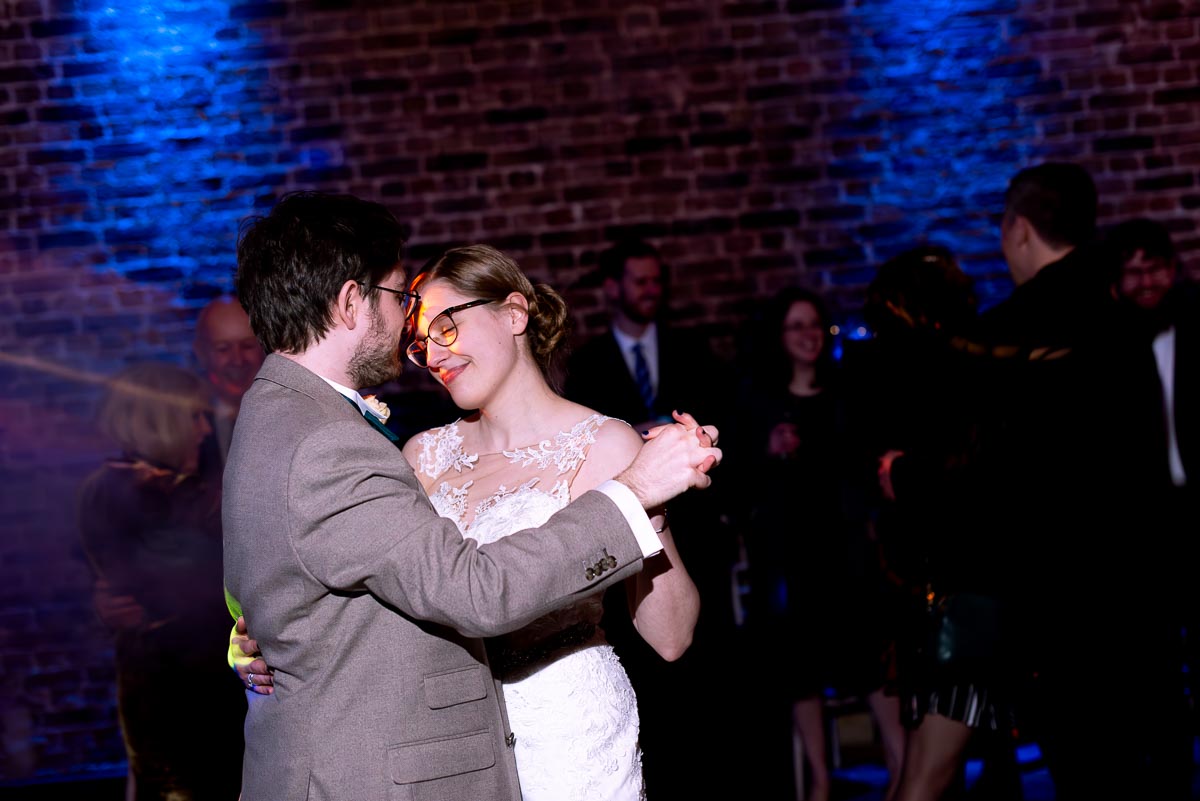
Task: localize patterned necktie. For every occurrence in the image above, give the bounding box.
[344,395,399,443]
[631,342,655,413]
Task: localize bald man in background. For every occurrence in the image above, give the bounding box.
[194,297,265,463]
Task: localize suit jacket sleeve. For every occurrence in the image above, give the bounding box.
[287,420,642,638]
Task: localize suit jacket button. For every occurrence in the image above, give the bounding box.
[505,732,517,747]
[585,567,595,580]
[606,555,617,569]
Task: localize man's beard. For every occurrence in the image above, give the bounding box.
[623,297,660,325]
[347,314,401,388]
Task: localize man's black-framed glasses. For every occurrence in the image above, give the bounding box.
[406,299,495,368]
[362,283,421,320]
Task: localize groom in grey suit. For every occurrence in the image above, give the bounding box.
[223,192,720,801]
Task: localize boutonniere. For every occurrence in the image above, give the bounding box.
[362,394,391,423]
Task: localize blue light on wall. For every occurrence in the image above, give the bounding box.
[52,2,292,300]
[842,0,1052,311]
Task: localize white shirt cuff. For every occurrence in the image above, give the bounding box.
[595,479,663,558]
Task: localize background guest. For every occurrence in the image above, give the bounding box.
[1105,217,1198,776]
[78,362,245,801]
[843,245,1025,801]
[733,286,906,801]
[193,296,266,465]
[91,299,266,643]
[565,237,740,799]
[976,164,1186,799]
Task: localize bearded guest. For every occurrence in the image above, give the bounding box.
[565,239,714,430]
[564,238,740,800]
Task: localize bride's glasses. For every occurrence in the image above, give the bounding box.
[406,299,495,368]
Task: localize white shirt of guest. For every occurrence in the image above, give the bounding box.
[1152,326,1187,487]
[612,322,660,399]
[318,374,664,557]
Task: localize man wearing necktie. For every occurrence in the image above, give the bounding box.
[565,238,716,431]
[564,238,741,800]
[630,341,655,413]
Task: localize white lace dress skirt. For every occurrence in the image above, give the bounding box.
[498,633,644,801]
[420,415,646,800]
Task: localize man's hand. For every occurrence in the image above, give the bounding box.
[230,616,274,695]
[618,410,722,509]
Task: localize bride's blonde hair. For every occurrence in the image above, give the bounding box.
[412,244,571,389]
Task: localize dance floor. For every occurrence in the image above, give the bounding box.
[3,743,1199,800]
[831,740,1200,801]
[832,759,1055,801]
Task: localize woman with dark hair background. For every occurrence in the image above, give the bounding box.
[734,287,905,801]
[844,245,1023,801]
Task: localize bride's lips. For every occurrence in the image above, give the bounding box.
[437,364,466,386]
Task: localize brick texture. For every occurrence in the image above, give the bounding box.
[1,0,1198,782]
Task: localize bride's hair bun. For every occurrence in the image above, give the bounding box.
[525,283,569,369]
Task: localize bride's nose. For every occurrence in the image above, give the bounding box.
[426,339,452,368]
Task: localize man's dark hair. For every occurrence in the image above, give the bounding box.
[235,192,406,354]
[598,238,663,282]
[1103,217,1177,266]
[1004,162,1098,249]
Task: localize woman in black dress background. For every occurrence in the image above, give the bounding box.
[735,288,905,801]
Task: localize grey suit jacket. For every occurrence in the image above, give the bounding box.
[223,354,644,801]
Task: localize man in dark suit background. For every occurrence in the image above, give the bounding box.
[977,164,1190,800]
[565,238,715,429]
[565,238,742,799]
[1107,218,1198,770]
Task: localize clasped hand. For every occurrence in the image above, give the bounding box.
[618,410,721,510]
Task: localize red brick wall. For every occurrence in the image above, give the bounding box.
[1,0,1196,781]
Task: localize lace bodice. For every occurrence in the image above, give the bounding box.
[416,414,611,649]
[417,413,609,528]
[413,412,644,801]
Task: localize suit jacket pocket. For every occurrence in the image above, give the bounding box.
[423,665,488,709]
[388,729,495,784]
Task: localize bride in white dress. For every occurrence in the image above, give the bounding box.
[400,244,700,801]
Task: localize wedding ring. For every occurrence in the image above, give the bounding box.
[246,674,255,690]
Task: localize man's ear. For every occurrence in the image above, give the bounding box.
[506,292,530,335]
[1011,214,1035,249]
[335,280,364,330]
